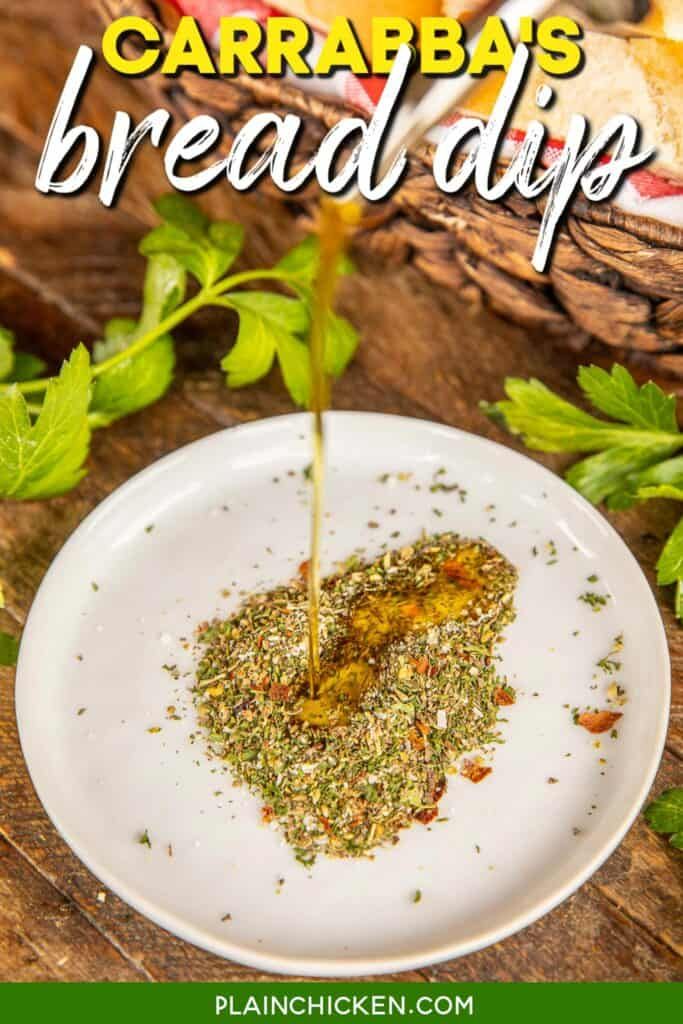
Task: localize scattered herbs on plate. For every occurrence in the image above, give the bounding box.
[193,533,517,864]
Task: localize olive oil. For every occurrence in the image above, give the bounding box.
[300,546,484,725]
[307,197,361,698]
[306,201,483,721]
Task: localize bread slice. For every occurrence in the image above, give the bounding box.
[460,31,683,177]
[274,2,683,177]
[640,0,683,40]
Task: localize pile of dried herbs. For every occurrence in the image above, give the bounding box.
[193,533,517,864]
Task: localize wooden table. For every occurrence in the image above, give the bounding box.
[0,1,681,983]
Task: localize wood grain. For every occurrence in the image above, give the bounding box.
[0,0,680,983]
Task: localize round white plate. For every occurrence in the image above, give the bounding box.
[16,413,669,976]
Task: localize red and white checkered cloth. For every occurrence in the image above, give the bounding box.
[173,1,683,226]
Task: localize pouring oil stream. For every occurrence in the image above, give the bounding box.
[305,0,555,697]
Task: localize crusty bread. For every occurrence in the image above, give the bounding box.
[460,31,683,176]
[274,1,683,177]
[640,0,683,39]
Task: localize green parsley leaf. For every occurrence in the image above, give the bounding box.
[644,787,683,850]
[578,364,678,432]
[91,336,175,427]
[222,292,310,405]
[290,287,358,378]
[141,196,244,287]
[227,292,308,336]
[640,484,683,502]
[90,255,184,426]
[138,252,187,331]
[221,307,276,388]
[0,346,91,500]
[139,223,206,283]
[0,326,49,384]
[276,235,354,284]
[276,331,310,407]
[566,445,672,508]
[485,376,680,454]
[0,630,19,667]
[486,363,683,622]
[0,631,19,666]
[276,238,358,376]
[0,328,14,381]
[323,311,359,377]
[154,194,209,238]
[0,199,360,504]
[656,516,683,587]
[633,454,683,503]
[207,221,245,270]
[10,352,48,383]
[92,318,137,364]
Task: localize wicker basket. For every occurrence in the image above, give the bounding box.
[97,0,683,377]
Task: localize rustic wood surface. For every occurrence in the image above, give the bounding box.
[0,1,681,982]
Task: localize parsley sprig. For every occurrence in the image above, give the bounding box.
[0,195,358,502]
[644,788,683,850]
[484,365,683,621]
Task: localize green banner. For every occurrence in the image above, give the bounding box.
[0,982,680,1022]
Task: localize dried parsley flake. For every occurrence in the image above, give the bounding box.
[193,534,517,864]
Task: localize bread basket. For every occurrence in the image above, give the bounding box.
[96,0,683,377]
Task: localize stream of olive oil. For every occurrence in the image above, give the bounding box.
[305,202,485,725]
[307,198,361,699]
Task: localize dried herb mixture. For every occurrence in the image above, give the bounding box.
[194,533,517,864]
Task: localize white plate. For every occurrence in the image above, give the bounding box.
[16,413,669,976]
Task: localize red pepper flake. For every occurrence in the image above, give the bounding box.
[408,727,426,751]
[261,805,275,824]
[411,656,429,675]
[269,682,291,702]
[319,816,332,833]
[461,760,493,784]
[432,776,446,802]
[494,686,515,706]
[577,710,622,734]
[415,777,446,823]
[298,560,310,580]
[442,559,477,588]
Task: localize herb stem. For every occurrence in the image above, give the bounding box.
[212,268,300,293]
[92,292,208,378]
[0,269,301,398]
